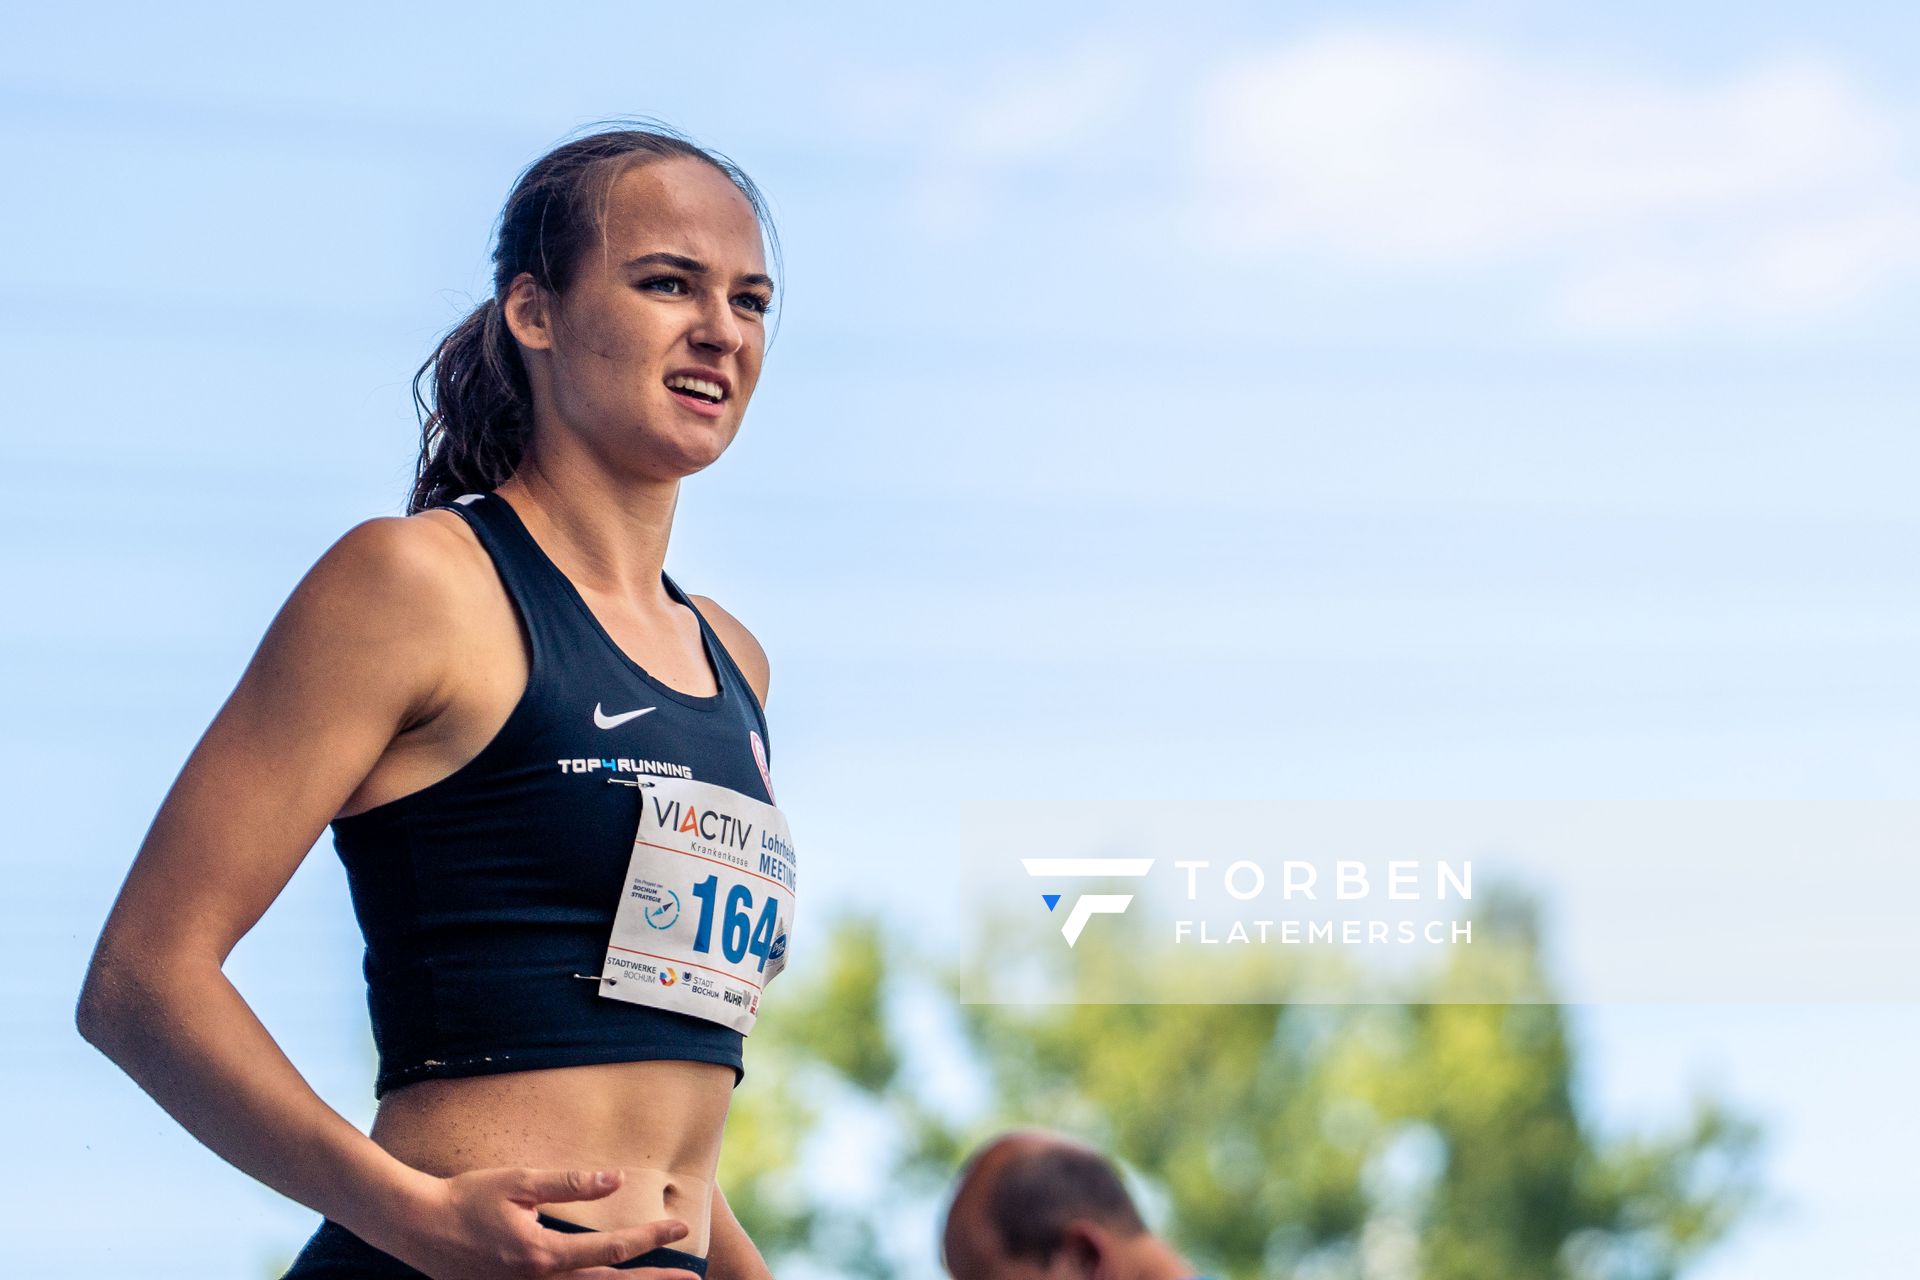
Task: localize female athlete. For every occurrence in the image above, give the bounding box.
[76,124,793,1279]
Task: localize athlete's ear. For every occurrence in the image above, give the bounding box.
[500,271,556,352]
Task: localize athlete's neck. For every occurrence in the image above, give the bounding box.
[495,453,680,608]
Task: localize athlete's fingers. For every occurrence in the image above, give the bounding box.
[541,1218,690,1272]
[514,1167,626,1204]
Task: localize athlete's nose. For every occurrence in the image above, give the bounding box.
[688,292,745,357]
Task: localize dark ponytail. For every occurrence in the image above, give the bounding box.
[408,120,781,515]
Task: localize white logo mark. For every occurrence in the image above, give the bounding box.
[1021,857,1156,947]
[593,703,657,730]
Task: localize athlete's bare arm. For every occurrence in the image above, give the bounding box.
[76,516,697,1280]
[705,1183,774,1280]
[691,594,770,710]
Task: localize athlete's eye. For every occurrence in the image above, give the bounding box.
[735,293,774,317]
[638,275,688,295]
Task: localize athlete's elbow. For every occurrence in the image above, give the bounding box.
[74,943,184,1059]
[74,958,123,1052]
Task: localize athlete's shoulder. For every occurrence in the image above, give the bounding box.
[690,592,770,708]
[318,508,474,591]
[227,510,489,743]
[297,508,492,637]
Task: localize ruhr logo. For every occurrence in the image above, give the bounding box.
[1022,858,1155,947]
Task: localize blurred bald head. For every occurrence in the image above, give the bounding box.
[942,1130,1189,1280]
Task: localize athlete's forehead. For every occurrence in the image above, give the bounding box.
[595,157,766,281]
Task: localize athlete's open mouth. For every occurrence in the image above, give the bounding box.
[664,373,728,405]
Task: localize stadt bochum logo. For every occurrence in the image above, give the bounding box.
[1022,857,1155,947]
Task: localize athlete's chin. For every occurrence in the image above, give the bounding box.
[637,432,738,481]
[679,426,739,470]
[612,413,738,476]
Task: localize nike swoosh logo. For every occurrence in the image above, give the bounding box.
[594,703,657,730]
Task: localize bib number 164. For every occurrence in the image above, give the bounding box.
[689,873,779,973]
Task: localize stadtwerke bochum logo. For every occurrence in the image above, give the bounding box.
[1022,858,1155,947]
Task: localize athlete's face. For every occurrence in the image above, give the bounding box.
[507,155,772,481]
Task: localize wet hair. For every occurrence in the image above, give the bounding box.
[406,119,781,515]
[971,1138,1149,1262]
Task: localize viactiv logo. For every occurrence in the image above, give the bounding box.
[1022,858,1155,947]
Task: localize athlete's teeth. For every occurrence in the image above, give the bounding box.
[666,376,724,401]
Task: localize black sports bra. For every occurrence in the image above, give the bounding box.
[329,491,776,1098]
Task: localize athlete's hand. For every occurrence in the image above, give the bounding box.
[400,1166,702,1279]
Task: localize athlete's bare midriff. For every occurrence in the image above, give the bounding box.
[369,1058,735,1254]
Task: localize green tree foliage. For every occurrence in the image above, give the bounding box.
[722,889,1761,1279]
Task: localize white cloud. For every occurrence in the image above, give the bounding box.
[1190,25,1920,335]
[1553,201,1920,334]
[898,22,1920,336]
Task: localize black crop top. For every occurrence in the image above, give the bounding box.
[329,490,777,1098]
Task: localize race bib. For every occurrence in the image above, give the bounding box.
[597,774,796,1034]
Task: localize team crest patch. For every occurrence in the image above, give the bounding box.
[749,729,775,802]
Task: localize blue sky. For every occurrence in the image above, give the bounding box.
[4,3,1918,1277]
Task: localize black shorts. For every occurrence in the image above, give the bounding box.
[280,1212,710,1277]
